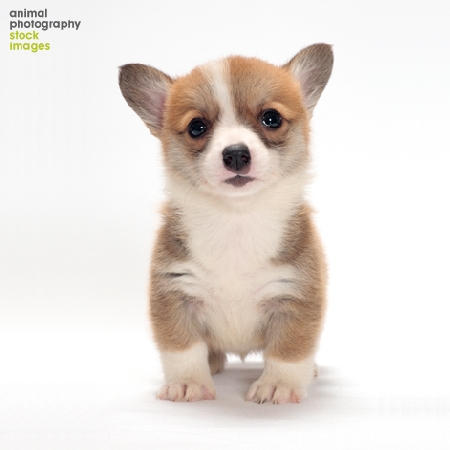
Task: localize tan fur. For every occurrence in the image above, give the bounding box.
[162,68,218,159]
[149,205,197,351]
[228,56,310,145]
[263,205,327,362]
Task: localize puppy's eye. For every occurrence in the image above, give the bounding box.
[188,119,207,138]
[262,109,282,128]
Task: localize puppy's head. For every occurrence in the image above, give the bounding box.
[119,44,333,199]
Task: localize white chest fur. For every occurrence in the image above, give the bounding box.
[167,176,306,354]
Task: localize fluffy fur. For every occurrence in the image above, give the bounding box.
[119,43,333,403]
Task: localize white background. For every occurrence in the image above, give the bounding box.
[1,0,450,448]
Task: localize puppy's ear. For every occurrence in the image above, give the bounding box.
[284,43,333,115]
[119,64,173,137]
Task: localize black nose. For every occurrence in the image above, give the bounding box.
[222,144,251,173]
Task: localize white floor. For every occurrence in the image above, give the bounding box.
[1,332,448,450]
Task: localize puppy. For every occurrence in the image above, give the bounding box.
[119,43,333,404]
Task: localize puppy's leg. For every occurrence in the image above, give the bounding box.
[247,294,323,404]
[151,272,215,401]
[208,349,227,375]
[157,342,216,402]
[150,206,217,401]
[314,363,319,377]
[246,355,315,404]
[151,290,215,401]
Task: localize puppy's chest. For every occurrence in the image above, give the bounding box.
[186,208,286,272]
[169,209,298,351]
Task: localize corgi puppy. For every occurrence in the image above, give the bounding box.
[119,43,333,404]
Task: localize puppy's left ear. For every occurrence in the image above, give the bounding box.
[284,43,333,115]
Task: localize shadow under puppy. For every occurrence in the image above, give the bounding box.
[119,43,333,404]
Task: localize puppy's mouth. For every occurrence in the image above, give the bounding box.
[224,175,254,188]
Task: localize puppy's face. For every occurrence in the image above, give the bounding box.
[119,44,333,199]
[163,58,309,198]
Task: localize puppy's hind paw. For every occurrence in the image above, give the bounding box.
[157,382,216,402]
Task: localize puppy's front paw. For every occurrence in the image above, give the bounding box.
[246,382,304,404]
[157,382,216,402]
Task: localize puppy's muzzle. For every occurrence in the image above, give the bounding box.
[222,144,251,174]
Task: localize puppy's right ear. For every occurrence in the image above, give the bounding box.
[119,64,173,137]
